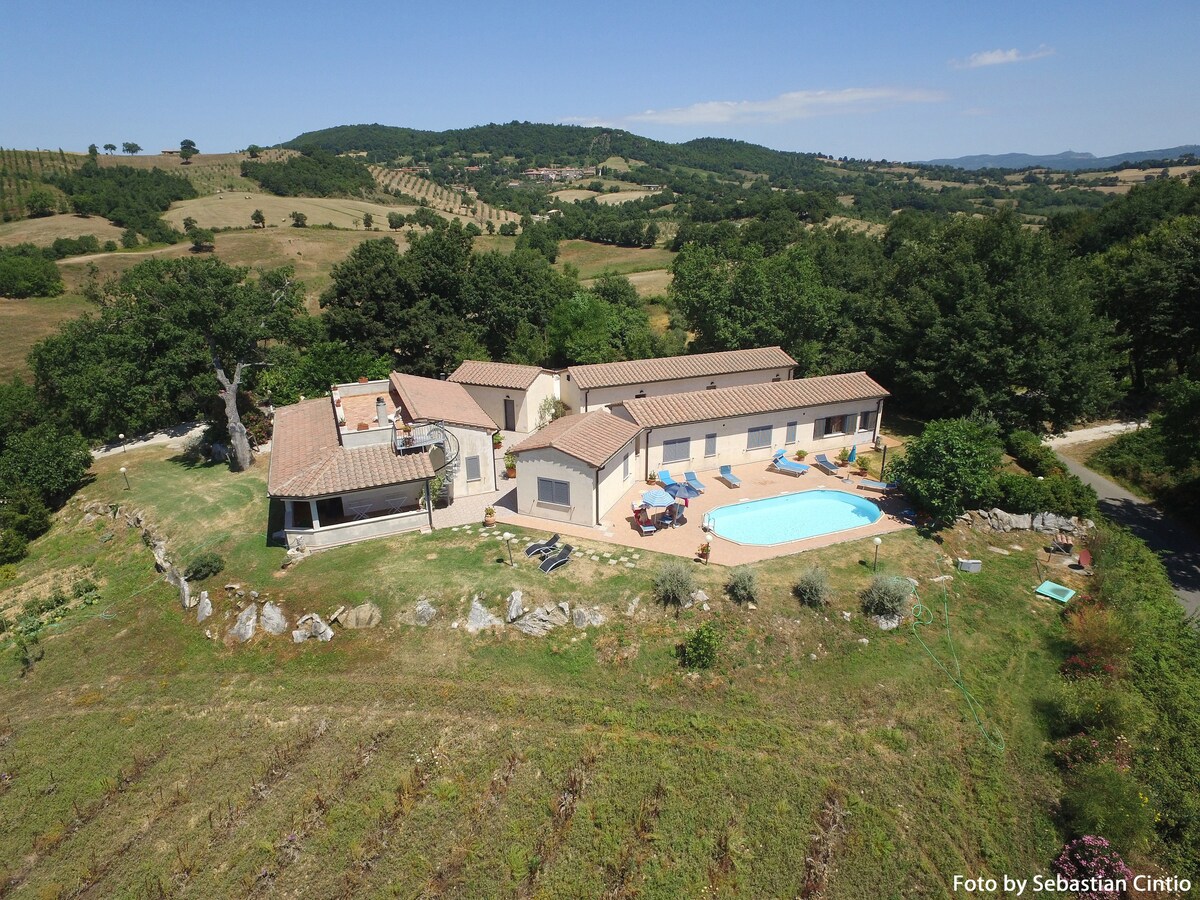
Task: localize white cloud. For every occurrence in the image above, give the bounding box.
[600,87,945,127]
[954,46,1054,69]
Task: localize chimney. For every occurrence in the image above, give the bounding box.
[376,397,387,428]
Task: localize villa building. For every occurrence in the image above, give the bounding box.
[447,361,559,433]
[267,374,497,550]
[559,346,796,413]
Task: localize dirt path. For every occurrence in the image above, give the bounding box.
[59,244,181,267]
[92,422,206,459]
[1045,420,1147,447]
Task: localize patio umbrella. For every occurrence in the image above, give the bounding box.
[640,488,675,508]
[665,481,701,501]
[847,444,857,463]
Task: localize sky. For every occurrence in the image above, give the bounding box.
[3,0,1198,162]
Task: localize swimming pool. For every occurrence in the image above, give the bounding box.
[705,490,882,545]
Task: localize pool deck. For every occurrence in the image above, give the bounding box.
[492,458,913,565]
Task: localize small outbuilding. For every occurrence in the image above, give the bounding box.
[447,360,558,433]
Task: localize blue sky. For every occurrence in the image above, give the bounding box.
[3,0,1197,161]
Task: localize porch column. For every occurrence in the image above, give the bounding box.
[283,500,295,530]
[309,500,322,529]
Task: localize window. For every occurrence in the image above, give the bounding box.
[662,437,691,464]
[858,410,877,432]
[536,477,570,507]
[785,421,797,445]
[746,425,772,450]
[821,415,848,437]
[464,455,482,482]
[623,453,630,480]
[704,433,717,457]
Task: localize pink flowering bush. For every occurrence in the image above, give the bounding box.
[1053,836,1131,900]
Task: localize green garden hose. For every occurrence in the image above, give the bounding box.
[909,575,1006,752]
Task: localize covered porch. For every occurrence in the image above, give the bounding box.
[282,480,432,550]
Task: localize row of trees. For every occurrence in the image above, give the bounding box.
[241,148,374,197]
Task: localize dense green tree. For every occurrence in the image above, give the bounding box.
[289,211,307,228]
[179,139,197,165]
[0,245,64,297]
[515,219,558,262]
[251,208,266,228]
[188,227,215,252]
[254,341,392,407]
[0,422,92,507]
[240,148,374,197]
[24,189,56,218]
[879,212,1116,431]
[545,290,654,366]
[121,142,141,155]
[889,418,1003,523]
[103,143,117,155]
[387,211,404,231]
[361,212,373,230]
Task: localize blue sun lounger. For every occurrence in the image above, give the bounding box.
[857,479,897,493]
[684,471,706,493]
[717,465,741,487]
[770,450,810,476]
[657,470,678,488]
[813,453,840,475]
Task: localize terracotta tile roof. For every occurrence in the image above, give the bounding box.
[568,347,796,391]
[389,373,498,431]
[618,372,890,428]
[448,360,545,390]
[268,398,435,498]
[509,411,642,469]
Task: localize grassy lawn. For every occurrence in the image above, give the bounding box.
[0,293,93,381]
[555,240,676,280]
[0,444,1078,896]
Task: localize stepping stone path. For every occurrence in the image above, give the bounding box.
[988,546,1011,556]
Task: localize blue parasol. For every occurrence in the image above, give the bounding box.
[847,444,857,463]
[640,488,675,508]
[665,481,701,500]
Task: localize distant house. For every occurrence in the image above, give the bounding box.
[448,361,559,433]
[267,374,497,550]
[160,149,179,156]
[509,411,642,526]
[559,346,797,413]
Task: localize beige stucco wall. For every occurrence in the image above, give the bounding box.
[596,439,639,522]
[458,372,558,433]
[636,401,884,479]
[446,425,497,499]
[562,367,792,413]
[513,448,596,526]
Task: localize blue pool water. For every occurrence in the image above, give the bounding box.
[706,490,882,545]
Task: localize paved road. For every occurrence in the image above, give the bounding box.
[1054,452,1200,618]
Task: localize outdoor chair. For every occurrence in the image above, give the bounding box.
[524,533,560,557]
[632,509,656,536]
[657,470,678,488]
[539,544,574,573]
[857,478,897,493]
[717,465,742,487]
[1051,533,1075,555]
[813,453,839,475]
[684,471,706,493]
[770,451,810,477]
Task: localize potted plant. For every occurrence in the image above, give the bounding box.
[836,447,851,466]
[483,506,496,527]
[503,452,517,479]
[696,543,710,560]
[492,433,503,449]
[794,449,808,461]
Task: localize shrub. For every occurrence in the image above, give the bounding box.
[725,567,757,606]
[792,567,831,609]
[1062,604,1131,678]
[1053,836,1131,900]
[184,551,225,582]
[1060,763,1154,856]
[1005,429,1063,476]
[679,621,721,669]
[1049,677,1150,740]
[993,472,1097,518]
[860,575,912,618]
[654,559,696,608]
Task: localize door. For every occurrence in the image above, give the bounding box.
[503,397,516,432]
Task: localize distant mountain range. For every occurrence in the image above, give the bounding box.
[920,146,1200,172]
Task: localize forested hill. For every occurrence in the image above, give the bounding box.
[282,122,830,185]
[923,144,1200,172]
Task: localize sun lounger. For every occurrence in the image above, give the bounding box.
[1051,533,1075,555]
[857,479,897,493]
[684,471,706,493]
[770,451,810,476]
[524,533,560,557]
[539,544,574,573]
[632,509,656,536]
[813,453,839,475]
[657,470,677,488]
[717,465,741,487]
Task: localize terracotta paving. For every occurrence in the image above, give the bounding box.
[491,458,914,565]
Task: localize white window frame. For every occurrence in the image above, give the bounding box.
[662,437,691,464]
[821,415,849,437]
[536,477,571,507]
[746,425,772,451]
[858,410,877,432]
